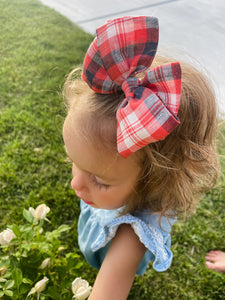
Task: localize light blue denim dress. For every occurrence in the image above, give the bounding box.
[78,200,176,275]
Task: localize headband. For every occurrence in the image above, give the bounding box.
[82,16,181,158]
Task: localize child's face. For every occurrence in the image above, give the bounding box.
[63,115,141,210]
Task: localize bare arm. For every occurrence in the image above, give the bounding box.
[88,224,146,300]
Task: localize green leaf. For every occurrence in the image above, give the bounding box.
[23,209,34,223]
[74,261,83,269]
[22,278,33,284]
[9,256,19,268]
[46,225,71,240]
[21,229,34,242]
[20,242,33,252]
[47,286,61,300]
[11,224,21,237]
[20,283,32,294]
[57,224,71,233]
[12,268,23,288]
[4,289,13,297]
[0,291,4,297]
[5,279,15,289]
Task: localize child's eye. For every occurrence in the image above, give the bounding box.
[90,175,110,190]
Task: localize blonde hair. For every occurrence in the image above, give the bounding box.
[63,56,219,218]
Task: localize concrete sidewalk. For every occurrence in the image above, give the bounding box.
[40,0,225,115]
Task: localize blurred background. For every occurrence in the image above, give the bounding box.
[40,0,225,117]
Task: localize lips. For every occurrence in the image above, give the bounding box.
[75,191,94,205]
[82,199,94,205]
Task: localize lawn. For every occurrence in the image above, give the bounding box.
[0,0,225,299]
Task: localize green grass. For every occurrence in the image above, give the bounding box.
[0,0,225,298]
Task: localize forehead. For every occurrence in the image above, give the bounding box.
[69,97,118,151]
[63,115,140,182]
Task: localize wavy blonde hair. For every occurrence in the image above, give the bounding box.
[63,56,219,218]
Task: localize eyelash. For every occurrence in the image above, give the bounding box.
[90,175,110,190]
[67,157,110,190]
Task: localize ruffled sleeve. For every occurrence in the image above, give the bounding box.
[91,211,176,275]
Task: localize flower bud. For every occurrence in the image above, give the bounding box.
[39,258,51,269]
[29,204,50,220]
[57,246,65,252]
[0,229,16,246]
[72,277,92,300]
[35,204,50,220]
[34,276,49,293]
[0,267,6,276]
[27,276,49,297]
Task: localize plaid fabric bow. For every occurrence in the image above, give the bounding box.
[82,16,182,158]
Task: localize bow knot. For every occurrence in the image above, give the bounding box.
[82,16,182,157]
[121,77,141,99]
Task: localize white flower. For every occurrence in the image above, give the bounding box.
[28,276,49,297]
[35,276,49,292]
[39,258,51,269]
[29,204,50,220]
[72,277,92,300]
[0,228,16,246]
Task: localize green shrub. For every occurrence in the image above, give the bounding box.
[1,0,225,299]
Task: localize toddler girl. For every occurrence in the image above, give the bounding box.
[63,16,218,300]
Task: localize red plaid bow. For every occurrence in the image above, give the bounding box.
[82,16,182,157]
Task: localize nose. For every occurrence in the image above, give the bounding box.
[71,165,88,193]
[71,175,86,192]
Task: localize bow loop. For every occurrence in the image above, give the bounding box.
[82,16,159,93]
[142,62,182,116]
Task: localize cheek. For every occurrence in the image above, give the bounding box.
[71,176,78,191]
[112,185,133,201]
